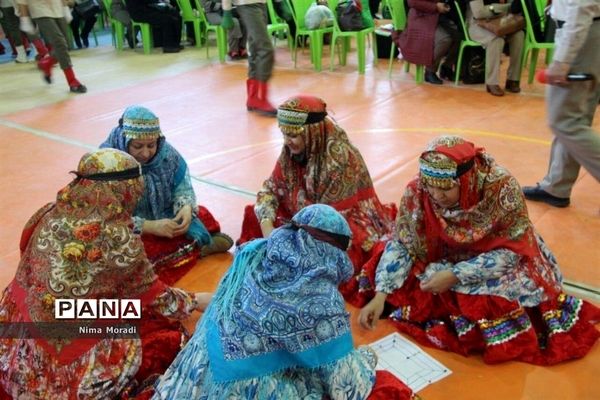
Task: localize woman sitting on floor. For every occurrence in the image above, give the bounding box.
[153,204,413,400]
[358,135,600,365]
[100,105,233,285]
[0,149,212,399]
[238,94,397,306]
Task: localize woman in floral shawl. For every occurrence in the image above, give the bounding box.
[100,105,233,285]
[238,95,396,306]
[358,136,600,365]
[0,149,211,399]
[153,204,413,400]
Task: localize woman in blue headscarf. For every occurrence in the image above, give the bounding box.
[100,105,233,285]
[152,204,413,400]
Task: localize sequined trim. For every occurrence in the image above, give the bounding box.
[479,308,532,345]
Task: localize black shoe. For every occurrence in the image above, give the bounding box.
[425,71,443,85]
[439,64,455,81]
[69,84,87,94]
[522,185,570,208]
[163,47,180,53]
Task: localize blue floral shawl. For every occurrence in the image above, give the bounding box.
[100,126,210,245]
[205,204,355,382]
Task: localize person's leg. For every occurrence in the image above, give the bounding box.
[80,15,98,48]
[70,13,83,49]
[236,3,276,115]
[426,25,451,84]
[0,6,27,62]
[36,17,86,92]
[527,23,600,202]
[505,30,524,92]
[484,36,504,95]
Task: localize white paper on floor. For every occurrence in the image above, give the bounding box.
[370,332,452,393]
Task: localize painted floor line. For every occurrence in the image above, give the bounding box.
[353,127,553,146]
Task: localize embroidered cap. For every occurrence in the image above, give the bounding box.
[277,95,328,136]
[419,136,476,189]
[121,105,162,139]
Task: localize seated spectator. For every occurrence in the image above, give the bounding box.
[466,0,524,96]
[125,0,182,53]
[100,106,233,285]
[0,149,212,398]
[398,0,462,84]
[110,0,135,48]
[68,0,101,49]
[200,0,248,59]
[237,95,396,306]
[154,204,414,400]
[358,135,600,365]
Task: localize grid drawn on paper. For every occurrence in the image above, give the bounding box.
[370,332,452,393]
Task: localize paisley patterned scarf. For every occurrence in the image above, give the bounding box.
[205,204,355,382]
[396,135,561,295]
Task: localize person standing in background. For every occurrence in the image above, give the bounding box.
[221,0,285,116]
[522,0,600,208]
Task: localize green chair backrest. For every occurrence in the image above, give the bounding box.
[267,0,283,24]
[177,0,197,20]
[520,0,549,45]
[454,1,471,40]
[388,0,407,31]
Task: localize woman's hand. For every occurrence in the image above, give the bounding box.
[172,205,193,236]
[358,292,387,330]
[194,292,213,312]
[260,219,274,238]
[144,219,182,238]
[436,2,450,13]
[420,270,459,294]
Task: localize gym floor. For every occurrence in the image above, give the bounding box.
[0,32,598,400]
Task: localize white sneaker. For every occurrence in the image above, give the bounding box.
[15,51,28,63]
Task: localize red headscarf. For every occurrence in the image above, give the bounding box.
[397,136,560,295]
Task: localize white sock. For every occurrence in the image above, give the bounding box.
[15,45,28,63]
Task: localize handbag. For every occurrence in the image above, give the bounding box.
[74,0,100,19]
[476,13,525,36]
[336,0,366,31]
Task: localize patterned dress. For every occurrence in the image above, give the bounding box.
[154,205,412,400]
[101,127,225,285]
[238,99,396,306]
[0,150,200,399]
[359,136,600,365]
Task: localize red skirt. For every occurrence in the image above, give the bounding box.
[142,206,221,285]
[358,245,600,365]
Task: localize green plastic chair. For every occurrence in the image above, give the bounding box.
[327,0,377,74]
[289,0,334,71]
[266,0,293,54]
[453,1,484,85]
[130,18,153,54]
[385,0,424,82]
[192,0,227,62]
[176,0,203,48]
[520,0,554,83]
[102,0,125,51]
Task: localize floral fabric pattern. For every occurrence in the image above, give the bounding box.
[0,149,199,398]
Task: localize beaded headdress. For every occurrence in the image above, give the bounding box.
[277,95,328,137]
[121,105,162,139]
[419,136,475,189]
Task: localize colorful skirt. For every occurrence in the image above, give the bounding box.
[358,247,600,365]
[142,206,221,285]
